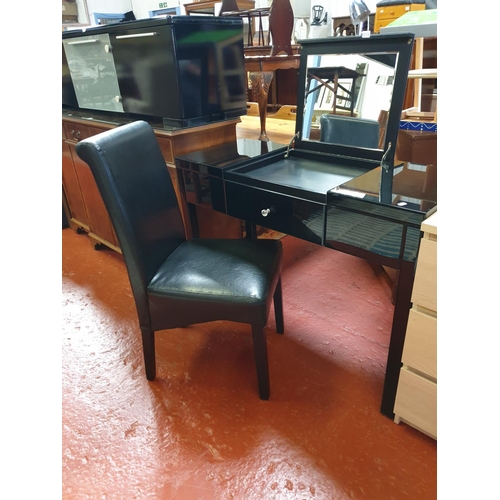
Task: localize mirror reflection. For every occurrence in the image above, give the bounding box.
[301,51,399,151]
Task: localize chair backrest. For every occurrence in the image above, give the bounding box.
[75,121,186,327]
[319,114,380,149]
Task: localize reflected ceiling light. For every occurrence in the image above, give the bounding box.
[349,0,371,36]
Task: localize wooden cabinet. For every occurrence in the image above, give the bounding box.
[62,120,120,251]
[374,2,425,33]
[62,127,89,230]
[394,211,437,439]
[62,113,242,251]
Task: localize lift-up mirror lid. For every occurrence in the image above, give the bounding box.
[293,33,415,167]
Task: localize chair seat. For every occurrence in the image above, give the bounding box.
[147,239,283,330]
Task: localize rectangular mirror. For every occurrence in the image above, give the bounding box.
[294,34,414,171]
[302,51,399,150]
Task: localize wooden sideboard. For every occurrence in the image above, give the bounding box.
[62,113,244,251]
[394,211,437,439]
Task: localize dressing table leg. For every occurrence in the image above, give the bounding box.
[245,221,257,239]
[188,203,200,239]
[380,259,416,418]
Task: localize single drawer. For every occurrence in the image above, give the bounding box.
[411,236,437,311]
[402,308,437,379]
[63,122,91,143]
[376,4,423,21]
[225,181,324,245]
[394,367,437,439]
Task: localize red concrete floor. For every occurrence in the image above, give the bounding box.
[62,227,437,499]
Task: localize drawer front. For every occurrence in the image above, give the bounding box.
[376,4,423,21]
[394,367,437,439]
[402,309,437,379]
[225,181,324,245]
[411,236,437,311]
[63,122,92,143]
[88,126,110,137]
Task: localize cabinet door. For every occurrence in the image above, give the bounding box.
[62,33,124,114]
[70,143,119,248]
[62,140,89,228]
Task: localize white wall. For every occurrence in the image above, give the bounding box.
[87,0,133,13]
[329,0,377,17]
[86,0,133,23]
[76,0,133,25]
[132,0,183,19]
[75,0,90,23]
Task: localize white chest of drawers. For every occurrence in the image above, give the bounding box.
[394,211,437,439]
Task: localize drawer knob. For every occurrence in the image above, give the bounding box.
[261,207,275,217]
[71,130,81,141]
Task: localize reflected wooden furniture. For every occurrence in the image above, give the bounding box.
[402,37,437,123]
[62,112,243,251]
[333,14,375,36]
[185,0,255,16]
[223,0,300,141]
[244,44,300,110]
[62,0,79,24]
[397,34,438,205]
[394,129,437,214]
[267,104,297,121]
[222,6,271,46]
[244,54,300,140]
[374,1,425,33]
[394,212,437,439]
[306,66,364,117]
[237,112,296,144]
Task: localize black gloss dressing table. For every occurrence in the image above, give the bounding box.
[175,34,437,418]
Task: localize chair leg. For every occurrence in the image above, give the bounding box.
[141,328,156,381]
[251,325,270,400]
[273,278,284,334]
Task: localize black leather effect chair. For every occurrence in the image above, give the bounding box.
[75,120,284,400]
